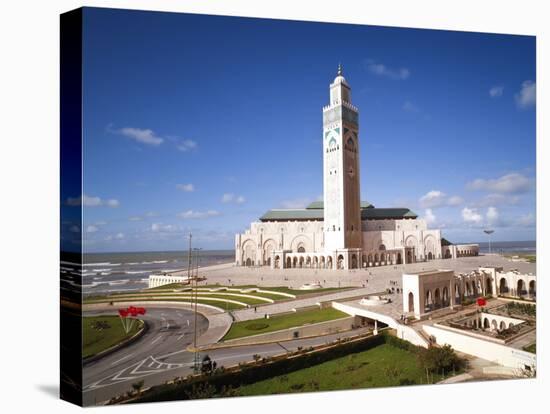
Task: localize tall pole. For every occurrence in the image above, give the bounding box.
[484,230,494,255]
[193,247,200,373]
[187,233,192,279]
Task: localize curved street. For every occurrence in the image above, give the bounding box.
[83,306,370,406]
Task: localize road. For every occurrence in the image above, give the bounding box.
[82,307,370,406]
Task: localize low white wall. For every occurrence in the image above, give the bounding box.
[423,324,536,369]
[332,301,429,348]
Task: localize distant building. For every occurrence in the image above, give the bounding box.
[235,66,477,269]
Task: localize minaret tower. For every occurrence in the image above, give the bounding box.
[322,64,362,268]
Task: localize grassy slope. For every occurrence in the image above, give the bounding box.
[523,342,536,353]
[223,307,348,341]
[83,315,142,359]
[84,297,245,310]
[236,343,442,395]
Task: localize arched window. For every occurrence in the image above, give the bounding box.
[379,244,386,251]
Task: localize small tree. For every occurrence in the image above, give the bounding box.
[200,354,217,375]
[131,380,144,395]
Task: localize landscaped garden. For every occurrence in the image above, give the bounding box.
[125,333,465,404]
[236,343,442,395]
[84,285,347,311]
[523,342,536,354]
[83,315,143,359]
[222,307,349,341]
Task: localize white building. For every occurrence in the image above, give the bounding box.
[235,66,477,270]
[403,267,537,319]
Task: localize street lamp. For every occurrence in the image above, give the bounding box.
[483,230,494,255]
[192,247,202,373]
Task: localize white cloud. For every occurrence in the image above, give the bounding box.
[489,86,504,98]
[177,210,221,219]
[419,190,463,209]
[279,197,313,209]
[151,223,176,232]
[129,216,143,221]
[118,127,164,145]
[419,190,446,208]
[86,225,98,233]
[221,193,245,204]
[145,211,158,217]
[177,139,198,152]
[105,232,125,241]
[66,194,120,208]
[486,206,499,225]
[447,196,464,206]
[467,173,532,194]
[462,207,483,224]
[402,101,420,113]
[516,213,535,227]
[424,208,436,225]
[366,60,410,80]
[475,193,520,207]
[515,80,536,109]
[176,183,195,192]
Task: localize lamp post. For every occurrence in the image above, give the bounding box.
[483,230,494,255]
[192,246,202,373]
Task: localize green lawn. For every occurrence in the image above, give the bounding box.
[84,297,246,310]
[83,315,143,359]
[236,343,442,395]
[88,293,268,305]
[261,286,347,296]
[504,253,536,263]
[223,307,348,341]
[523,342,536,353]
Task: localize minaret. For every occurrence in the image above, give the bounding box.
[322,64,362,256]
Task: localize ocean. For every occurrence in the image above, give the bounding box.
[61,241,535,296]
[61,250,234,296]
[467,240,536,254]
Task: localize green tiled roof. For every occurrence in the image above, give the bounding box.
[361,208,417,220]
[305,200,374,209]
[259,206,417,222]
[441,237,453,246]
[259,209,324,221]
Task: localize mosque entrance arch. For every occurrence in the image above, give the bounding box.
[337,255,344,269]
[351,254,358,269]
[408,292,414,313]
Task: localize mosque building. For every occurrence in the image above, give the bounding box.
[235,65,478,270]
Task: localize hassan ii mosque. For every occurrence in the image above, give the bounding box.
[235,65,478,270]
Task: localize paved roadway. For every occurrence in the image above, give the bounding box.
[83,308,370,406]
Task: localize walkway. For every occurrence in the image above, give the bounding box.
[230,287,378,322]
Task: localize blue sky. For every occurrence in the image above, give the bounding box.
[70,7,535,252]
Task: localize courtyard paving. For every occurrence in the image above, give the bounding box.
[191,254,534,323]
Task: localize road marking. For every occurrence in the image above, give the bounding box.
[151,335,162,345]
[110,353,134,366]
[177,333,185,340]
